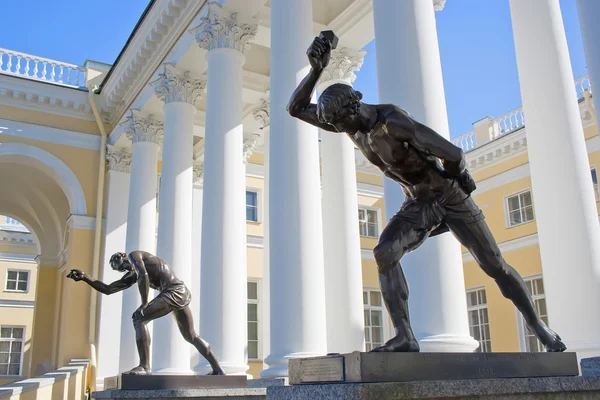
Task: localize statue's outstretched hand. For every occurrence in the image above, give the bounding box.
[66,269,85,282]
[306,36,331,71]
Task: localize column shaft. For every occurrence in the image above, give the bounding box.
[153,102,195,373]
[190,173,203,368]
[509,0,600,357]
[576,0,600,116]
[263,0,327,378]
[120,140,159,372]
[196,48,248,375]
[373,0,477,352]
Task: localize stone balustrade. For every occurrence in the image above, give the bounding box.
[0,48,85,88]
[453,74,592,152]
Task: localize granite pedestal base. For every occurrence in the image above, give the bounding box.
[103,374,247,390]
[289,352,578,384]
[267,376,600,400]
[92,388,266,400]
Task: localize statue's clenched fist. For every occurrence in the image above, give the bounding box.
[306,36,331,71]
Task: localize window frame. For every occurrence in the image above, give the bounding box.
[4,269,30,293]
[247,278,261,361]
[504,189,535,228]
[245,189,261,223]
[363,287,391,351]
[0,325,25,377]
[466,286,492,353]
[515,274,548,353]
[358,206,382,238]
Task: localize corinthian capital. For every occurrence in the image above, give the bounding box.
[252,98,270,129]
[190,2,258,54]
[193,162,204,185]
[433,0,446,11]
[122,109,164,145]
[318,47,367,91]
[106,144,132,173]
[152,63,207,105]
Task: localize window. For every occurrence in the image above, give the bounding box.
[467,288,492,352]
[506,190,534,227]
[364,289,385,351]
[247,281,260,360]
[5,270,28,292]
[358,208,378,238]
[0,327,24,376]
[519,276,548,352]
[591,167,599,202]
[246,191,258,222]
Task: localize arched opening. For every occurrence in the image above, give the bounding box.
[0,143,88,383]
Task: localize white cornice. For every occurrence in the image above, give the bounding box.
[0,231,36,248]
[361,248,374,260]
[0,118,101,150]
[0,74,95,121]
[0,252,37,262]
[67,215,96,230]
[462,233,538,263]
[0,299,35,308]
[465,129,528,173]
[100,0,210,125]
[357,183,384,198]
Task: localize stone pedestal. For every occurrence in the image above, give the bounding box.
[288,352,578,385]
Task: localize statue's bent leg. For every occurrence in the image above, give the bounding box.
[445,196,566,352]
[173,306,225,375]
[372,202,433,352]
[127,297,173,374]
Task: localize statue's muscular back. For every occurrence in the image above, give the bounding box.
[129,250,183,291]
[348,105,451,199]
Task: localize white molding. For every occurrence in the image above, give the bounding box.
[0,118,100,150]
[246,235,263,248]
[0,74,95,121]
[0,299,35,308]
[245,163,264,178]
[0,142,87,214]
[0,231,36,248]
[361,248,374,260]
[472,164,530,195]
[465,130,528,173]
[0,252,36,262]
[357,182,384,198]
[67,215,96,230]
[462,233,538,263]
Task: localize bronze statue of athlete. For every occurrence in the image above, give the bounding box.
[287,33,566,353]
[67,250,225,375]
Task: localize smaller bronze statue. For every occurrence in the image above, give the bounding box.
[66,250,225,376]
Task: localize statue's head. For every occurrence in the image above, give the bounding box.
[109,252,130,272]
[317,83,363,133]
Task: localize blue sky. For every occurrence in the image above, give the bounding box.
[0,0,588,138]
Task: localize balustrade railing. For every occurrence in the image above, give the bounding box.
[0,48,85,88]
[453,74,592,152]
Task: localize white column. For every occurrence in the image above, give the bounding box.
[509,0,600,358]
[190,3,256,375]
[317,48,367,354]
[576,0,600,115]
[96,145,131,386]
[262,0,327,378]
[151,63,204,373]
[373,0,478,352]
[119,111,162,372]
[190,163,204,369]
[252,99,271,364]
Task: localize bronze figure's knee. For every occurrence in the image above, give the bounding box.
[374,241,399,273]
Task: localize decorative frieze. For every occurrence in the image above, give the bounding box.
[190,2,258,54]
[106,144,132,173]
[193,162,204,185]
[252,98,270,129]
[318,47,367,87]
[122,109,164,145]
[152,63,207,105]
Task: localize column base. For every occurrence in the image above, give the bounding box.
[418,334,480,353]
[193,361,249,376]
[260,352,326,378]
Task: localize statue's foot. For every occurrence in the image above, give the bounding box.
[122,366,151,375]
[206,368,225,376]
[370,335,420,353]
[531,321,566,352]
